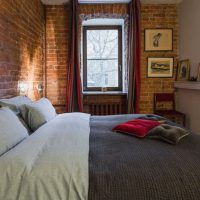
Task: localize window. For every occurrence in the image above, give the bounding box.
[83,26,122,91]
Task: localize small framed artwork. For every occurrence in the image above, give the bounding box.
[147,57,174,78]
[145,29,173,51]
[177,59,190,81]
[197,63,200,81]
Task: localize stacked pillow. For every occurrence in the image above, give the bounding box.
[147,124,190,145]
[0,96,32,114]
[113,118,190,144]
[0,96,33,132]
[19,98,57,131]
[0,107,28,156]
[0,96,57,132]
[0,96,56,156]
[113,119,161,138]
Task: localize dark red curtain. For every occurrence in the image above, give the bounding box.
[66,0,83,112]
[127,0,141,114]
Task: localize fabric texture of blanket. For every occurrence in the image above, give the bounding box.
[89,114,200,200]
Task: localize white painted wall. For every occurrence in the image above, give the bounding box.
[176,89,200,133]
[179,0,200,75]
[178,0,200,134]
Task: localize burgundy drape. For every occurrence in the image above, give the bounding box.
[66,0,83,112]
[127,0,141,114]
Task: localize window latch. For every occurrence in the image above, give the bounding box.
[119,65,122,71]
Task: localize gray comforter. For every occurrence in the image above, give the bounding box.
[89,115,200,200]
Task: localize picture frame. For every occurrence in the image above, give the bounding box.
[177,59,190,81]
[197,63,200,82]
[145,29,173,51]
[147,57,174,78]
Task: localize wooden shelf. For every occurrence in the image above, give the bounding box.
[174,81,200,90]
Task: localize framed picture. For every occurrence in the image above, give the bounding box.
[147,57,174,78]
[177,59,190,81]
[145,29,173,51]
[197,63,200,82]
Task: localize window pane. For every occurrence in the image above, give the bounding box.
[87,60,118,87]
[87,30,118,59]
[86,29,119,88]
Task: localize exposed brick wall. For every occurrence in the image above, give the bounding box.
[0,0,45,99]
[45,5,71,113]
[0,2,178,112]
[79,4,128,15]
[140,5,178,113]
[45,3,178,114]
[45,4,128,113]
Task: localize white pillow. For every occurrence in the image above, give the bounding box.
[0,107,28,156]
[20,98,56,131]
[0,96,32,114]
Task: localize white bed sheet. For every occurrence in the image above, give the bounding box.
[0,112,90,200]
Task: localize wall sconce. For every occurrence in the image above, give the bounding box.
[18,82,29,94]
[36,83,43,93]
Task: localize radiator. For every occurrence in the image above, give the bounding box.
[89,103,123,115]
[83,93,127,115]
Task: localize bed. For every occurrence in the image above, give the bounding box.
[0,100,200,200]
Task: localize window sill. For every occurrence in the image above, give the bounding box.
[83,91,127,96]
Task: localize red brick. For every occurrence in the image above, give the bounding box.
[0,0,45,99]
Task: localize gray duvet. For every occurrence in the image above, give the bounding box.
[89,115,200,200]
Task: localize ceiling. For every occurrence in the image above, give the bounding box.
[41,0,183,5]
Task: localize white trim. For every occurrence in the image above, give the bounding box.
[80,0,130,3]
[174,81,200,90]
[41,0,183,5]
[82,18,124,26]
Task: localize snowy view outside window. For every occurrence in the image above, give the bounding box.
[86,29,119,88]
